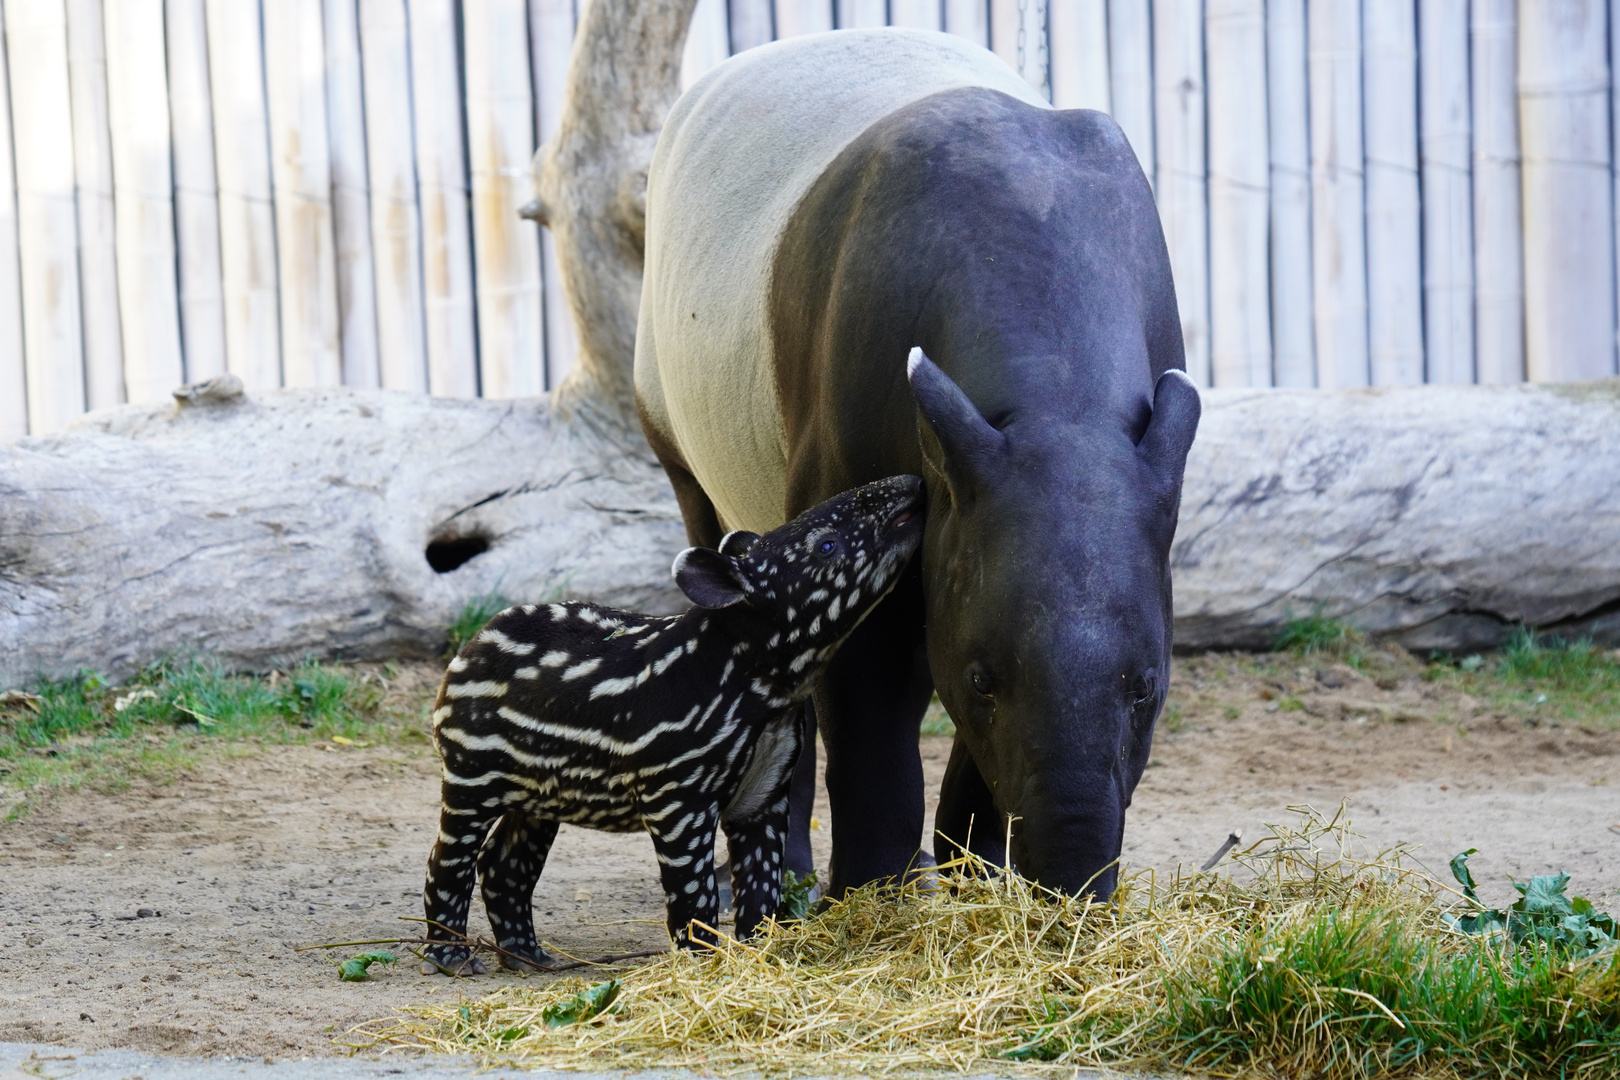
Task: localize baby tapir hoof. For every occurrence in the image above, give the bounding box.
[421,954,490,977]
[498,947,553,972]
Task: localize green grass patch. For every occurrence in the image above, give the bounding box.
[446,593,514,655]
[1425,627,1620,731]
[0,657,425,814]
[1275,612,1367,657]
[918,694,955,737]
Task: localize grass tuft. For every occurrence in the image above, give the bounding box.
[1275,612,1366,657]
[447,594,513,656]
[0,657,404,814]
[356,808,1620,1077]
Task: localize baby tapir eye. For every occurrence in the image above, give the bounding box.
[808,530,842,559]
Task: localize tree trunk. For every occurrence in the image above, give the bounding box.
[528,0,699,440]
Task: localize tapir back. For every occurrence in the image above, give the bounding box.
[635,28,1045,536]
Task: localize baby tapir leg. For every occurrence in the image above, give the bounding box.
[725,795,790,939]
[648,807,721,949]
[478,812,559,970]
[422,800,503,975]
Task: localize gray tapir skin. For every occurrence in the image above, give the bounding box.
[636,29,1200,900]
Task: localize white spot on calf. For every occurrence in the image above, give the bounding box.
[561,658,602,681]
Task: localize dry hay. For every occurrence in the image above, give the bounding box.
[354,808,1620,1078]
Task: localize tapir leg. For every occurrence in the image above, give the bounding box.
[933,736,1006,868]
[784,701,817,879]
[811,578,933,897]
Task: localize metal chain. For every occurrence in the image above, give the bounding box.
[1037,0,1050,101]
[1016,0,1027,81]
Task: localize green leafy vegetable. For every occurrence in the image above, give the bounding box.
[540,979,621,1028]
[338,950,398,981]
[778,869,820,922]
[1447,850,1617,956]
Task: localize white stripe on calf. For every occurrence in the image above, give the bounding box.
[445,680,507,699]
[477,628,536,655]
[495,705,700,755]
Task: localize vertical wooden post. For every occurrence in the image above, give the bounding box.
[0,2,28,440]
[989,0,1017,69]
[1206,0,1271,387]
[728,0,773,49]
[465,0,544,399]
[1154,0,1209,385]
[408,0,478,397]
[6,0,85,434]
[103,0,183,405]
[1471,0,1522,384]
[942,0,988,47]
[324,0,381,389]
[682,0,729,91]
[65,0,124,410]
[359,0,427,392]
[838,0,886,30]
[1307,0,1367,388]
[263,0,343,388]
[1362,0,1423,386]
[1267,0,1313,387]
[206,0,282,390]
[1418,0,1474,383]
[1519,0,1615,381]
[531,0,579,388]
[1049,0,1109,112]
[889,0,939,31]
[165,0,227,383]
[1107,0,1154,186]
[774,0,831,38]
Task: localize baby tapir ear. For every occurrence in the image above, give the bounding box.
[717,530,760,557]
[673,547,748,608]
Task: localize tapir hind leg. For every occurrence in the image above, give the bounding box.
[810,575,933,898]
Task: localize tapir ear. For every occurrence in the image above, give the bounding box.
[673,547,748,608]
[908,348,1003,500]
[717,530,760,557]
[1138,368,1201,485]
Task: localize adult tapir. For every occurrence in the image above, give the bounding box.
[635,28,1200,900]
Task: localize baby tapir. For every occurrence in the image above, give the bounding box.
[422,474,924,974]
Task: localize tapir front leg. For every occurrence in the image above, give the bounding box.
[811,583,934,898]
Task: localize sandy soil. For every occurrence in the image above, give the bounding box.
[2,654,1617,1060]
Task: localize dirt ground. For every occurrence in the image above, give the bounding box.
[2,654,1617,1060]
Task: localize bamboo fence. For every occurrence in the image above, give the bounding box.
[3,0,1620,440]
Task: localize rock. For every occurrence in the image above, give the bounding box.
[1174,379,1620,651]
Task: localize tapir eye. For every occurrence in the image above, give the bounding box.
[969,664,994,698]
[809,531,841,559]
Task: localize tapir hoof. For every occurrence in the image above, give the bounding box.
[499,947,553,972]
[421,954,489,976]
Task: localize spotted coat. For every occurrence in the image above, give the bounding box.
[422,475,924,972]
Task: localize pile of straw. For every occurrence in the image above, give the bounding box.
[356,808,1619,1077]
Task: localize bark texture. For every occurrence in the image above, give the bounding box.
[0,385,685,687]
[1176,379,1620,650]
[528,0,699,439]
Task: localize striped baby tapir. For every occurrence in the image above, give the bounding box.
[421,474,924,974]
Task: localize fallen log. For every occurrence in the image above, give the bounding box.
[0,379,686,686]
[5,376,1618,688]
